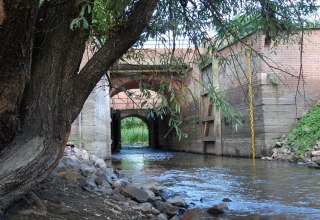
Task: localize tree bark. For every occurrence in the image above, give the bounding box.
[0,0,158,213]
[0,0,38,149]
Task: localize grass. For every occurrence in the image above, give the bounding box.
[287,103,320,155]
[121,117,148,145]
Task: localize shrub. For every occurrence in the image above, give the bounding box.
[121,117,148,145]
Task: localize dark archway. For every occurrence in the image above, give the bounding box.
[111,109,159,153]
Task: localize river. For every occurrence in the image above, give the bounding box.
[112,147,320,220]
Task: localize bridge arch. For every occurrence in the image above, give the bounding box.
[109,64,190,153]
[111,109,159,153]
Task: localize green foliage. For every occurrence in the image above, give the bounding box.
[70,0,92,30]
[288,103,320,155]
[121,117,148,144]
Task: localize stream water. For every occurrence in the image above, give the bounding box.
[112,147,320,220]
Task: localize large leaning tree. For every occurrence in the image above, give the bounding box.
[0,0,318,213]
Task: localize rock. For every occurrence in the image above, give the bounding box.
[271,152,278,159]
[177,208,186,216]
[76,176,87,187]
[110,193,127,202]
[89,155,97,161]
[170,216,179,220]
[95,169,113,186]
[291,145,299,152]
[64,169,79,181]
[64,146,72,156]
[157,213,168,220]
[146,189,161,202]
[145,189,155,197]
[95,158,106,168]
[311,156,320,165]
[311,156,320,161]
[207,202,228,215]
[281,147,291,154]
[154,201,178,216]
[315,141,320,150]
[84,178,98,191]
[100,180,112,188]
[56,172,66,179]
[222,198,232,202]
[307,162,320,169]
[261,156,273,161]
[149,185,163,196]
[107,173,118,185]
[167,196,186,207]
[81,150,89,160]
[149,196,162,202]
[80,164,95,178]
[133,202,153,213]
[97,185,113,196]
[55,155,81,172]
[122,185,148,203]
[151,207,160,215]
[72,147,83,159]
[114,169,125,179]
[275,141,283,147]
[311,151,320,157]
[112,179,130,191]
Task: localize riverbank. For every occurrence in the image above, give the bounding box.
[262,135,320,169]
[3,144,187,220]
[261,103,320,169]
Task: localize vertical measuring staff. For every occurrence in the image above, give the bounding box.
[246,48,255,159]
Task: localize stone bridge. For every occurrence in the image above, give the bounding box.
[69,32,320,159]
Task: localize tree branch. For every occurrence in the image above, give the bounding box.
[72,0,158,114]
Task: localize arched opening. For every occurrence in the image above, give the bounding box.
[121,116,149,148]
[111,89,159,110]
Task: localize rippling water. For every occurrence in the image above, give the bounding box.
[112,148,320,220]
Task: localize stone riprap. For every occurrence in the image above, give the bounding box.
[262,137,320,169]
[54,143,188,219]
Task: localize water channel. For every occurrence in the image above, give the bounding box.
[112,148,320,220]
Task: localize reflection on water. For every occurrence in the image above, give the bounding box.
[112,148,320,220]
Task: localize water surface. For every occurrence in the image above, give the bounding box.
[112,148,320,220]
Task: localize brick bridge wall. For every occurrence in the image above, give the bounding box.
[217,31,320,157]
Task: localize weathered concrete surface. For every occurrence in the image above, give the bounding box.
[69,76,112,159]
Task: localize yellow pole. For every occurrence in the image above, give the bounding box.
[246,48,255,160]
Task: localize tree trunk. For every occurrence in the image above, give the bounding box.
[0,0,158,213]
[0,0,38,149]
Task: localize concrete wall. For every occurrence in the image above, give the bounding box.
[70,76,112,159]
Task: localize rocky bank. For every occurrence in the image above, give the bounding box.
[262,136,320,169]
[3,144,187,220]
